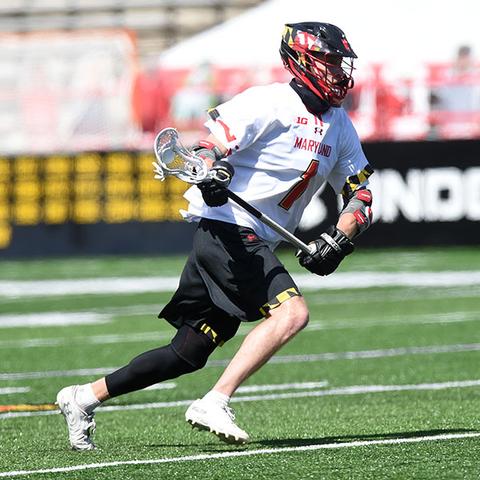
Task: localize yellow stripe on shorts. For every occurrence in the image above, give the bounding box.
[200,323,224,346]
[259,287,300,317]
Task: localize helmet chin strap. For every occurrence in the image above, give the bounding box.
[289,78,332,115]
[333,75,354,96]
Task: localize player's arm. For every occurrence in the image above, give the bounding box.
[191,134,235,207]
[298,187,373,276]
[191,134,228,168]
[337,187,373,239]
[336,212,358,239]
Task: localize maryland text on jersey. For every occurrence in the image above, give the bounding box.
[294,136,332,157]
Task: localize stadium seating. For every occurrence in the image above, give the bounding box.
[0,0,263,63]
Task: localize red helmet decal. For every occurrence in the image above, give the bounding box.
[294,31,319,52]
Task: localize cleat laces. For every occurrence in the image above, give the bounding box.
[224,406,235,421]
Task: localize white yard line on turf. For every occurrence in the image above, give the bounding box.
[253,342,480,366]
[2,271,480,298]
[0,277,179,297]
[2,378,480,420]
[0,331,174,348]
[1,432,480,478]
[145,381,329,393]
[236,381,328,393]
[305,311,480,332]
[296,271,480,289]
[0,312,112,328]
[308,285,480,305]
[0,305,164,329]
[2,342,480,380]
[143,383,176,391]
[0,387,29,395]
[0,367,116,380]
[1,309,479,348]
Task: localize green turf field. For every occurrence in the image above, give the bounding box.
[1,246,480,479]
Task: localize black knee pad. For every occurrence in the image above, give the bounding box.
[105,343,196,397]
[171,324,217,370]
[126,344,193,379]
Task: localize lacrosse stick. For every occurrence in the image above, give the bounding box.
[153,128,313,255]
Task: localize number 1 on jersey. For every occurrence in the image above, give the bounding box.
[279,159,319,210]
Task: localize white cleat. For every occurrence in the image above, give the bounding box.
[185,398,249,445]
[56,385,96,451]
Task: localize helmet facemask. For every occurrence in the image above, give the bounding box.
[303,51,355,106]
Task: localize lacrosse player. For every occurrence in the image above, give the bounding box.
[56,22,374,450]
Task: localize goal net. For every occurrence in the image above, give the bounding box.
[0,29,141,155]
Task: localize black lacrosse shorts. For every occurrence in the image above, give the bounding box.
[159,218,301,344]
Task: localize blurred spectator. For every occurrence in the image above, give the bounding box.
[429,45,480,139]
[442,45,479,112]
[455,45,474,72]
[170,62,218,129]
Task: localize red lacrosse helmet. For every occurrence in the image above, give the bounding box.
[280,22,357,107]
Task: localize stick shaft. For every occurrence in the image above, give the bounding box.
[227,191,311,254]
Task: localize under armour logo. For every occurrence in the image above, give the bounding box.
[314,127,323,135]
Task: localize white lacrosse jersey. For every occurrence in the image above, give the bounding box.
[182,82,371,249]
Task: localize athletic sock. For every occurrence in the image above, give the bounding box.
[75,383,102,414]
[203,389,231,408]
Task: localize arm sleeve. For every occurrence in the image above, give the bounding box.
[326,112,374,200]
[204,86,275,153]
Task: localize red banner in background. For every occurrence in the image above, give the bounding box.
[135,62,480,143]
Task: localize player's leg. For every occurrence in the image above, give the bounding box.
[56,324,219,451]
[185,295,308,444]
[211,294,308,396]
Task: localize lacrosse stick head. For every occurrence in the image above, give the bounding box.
[153,128,209,184]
